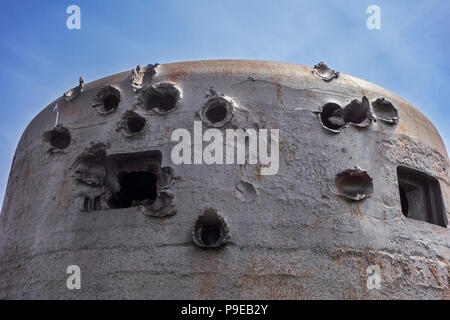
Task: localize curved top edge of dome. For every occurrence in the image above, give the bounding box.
[25,59,450,159]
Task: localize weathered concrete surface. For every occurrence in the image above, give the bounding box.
[0,60,448,299]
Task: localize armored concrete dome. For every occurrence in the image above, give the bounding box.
[0,60,449,299]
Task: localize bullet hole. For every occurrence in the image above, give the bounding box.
[312,62,339,82]
[43,125,71,150]
[193,208,230,248]
[108,171,157,209]
[206,99,227,122]
[93,85,121,115]
[127,115,145,133]
[139,82,180,114]
[342,97,372,125]
[320,103,343,131]
[200,96,233,127]
[372,98,399,124]
[49,129,71,149]
[118,111,146,136]
[318,97,373,133]
[206,102,227,123]
[104,95,119,111]
[335,167,374,201]
[397,166,447,227]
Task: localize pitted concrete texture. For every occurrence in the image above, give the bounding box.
[0,60,448,299]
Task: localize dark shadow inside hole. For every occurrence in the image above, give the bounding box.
[127,116,146,133]
[339,177,371,197]
[196,212,223,246]
[145,86,179,112]
[320,103,343,130]
[372,99,398,121]
[47,128,71,149]
[205,102,228,123]
[343,100,368,124]
[399,185,409,217]
[335,170,374,200]
[201,223,221,246]
[51,132,71,149]
[109,171,157,208]
[103,93,120,112]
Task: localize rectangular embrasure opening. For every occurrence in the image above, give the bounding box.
[107,151,162,209]
[397,166,448,227]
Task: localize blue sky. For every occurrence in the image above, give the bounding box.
[0,0,449,208]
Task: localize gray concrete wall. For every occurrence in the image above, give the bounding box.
[0,60,448,299]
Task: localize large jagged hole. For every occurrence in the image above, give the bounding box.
[205,100,228,123]
[72,147,177,214]
[107,151,162,209]
[319,97,373,132]
[342,97,371,124]
[335,168,374,201]
[201,96,233,127]
[320,103,343,130]
[201,221,220,245]
[140,82,180,113]
[121,111,146,135]
[193,209,230,248]
[313,62,339,82]
[109,171,157,208]
[127,116,146,133]
[104,95,120,112]
[93,85,121,114]
[43,126,71,149]
[372,98,399,124]
[397,166,447,227]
